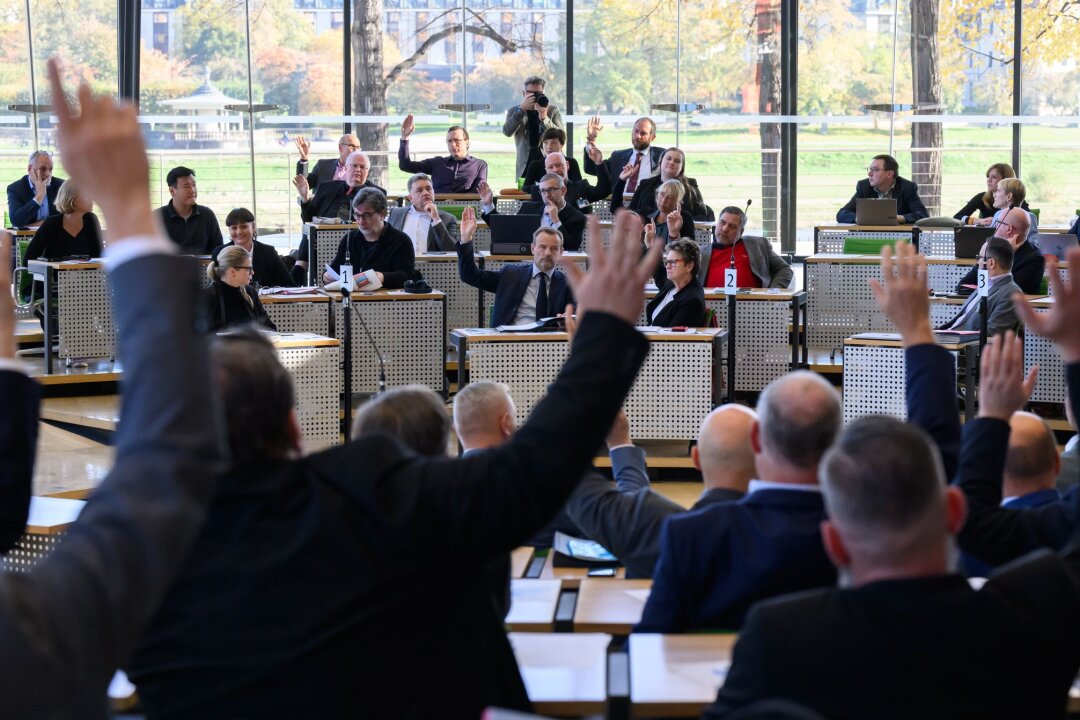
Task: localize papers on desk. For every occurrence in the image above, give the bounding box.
[496,316,566,333]
[553,531,617,562]
[258,286,320,295]
[312,216,348,224]
[669,660,731,688]
[850,332,902,341]
[624,589,651,603]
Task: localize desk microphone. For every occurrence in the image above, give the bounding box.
[729,199,753,269]
[340,285,387,398]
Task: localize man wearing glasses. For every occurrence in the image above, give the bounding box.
[323,187,415,290]
[293,133,361,191]
[940,226,1025,335]
[398,114,488,193]
[836,153,928,224]
[478,173,586,251]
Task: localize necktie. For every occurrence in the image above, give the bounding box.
[625,152,643,193]
[535,272,549,320]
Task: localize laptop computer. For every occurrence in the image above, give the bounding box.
[489,213,542,255]
[953,226,994,259]
[855,198,899,226]
[1036,233,1079,260]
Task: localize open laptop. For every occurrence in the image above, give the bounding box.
[855,198,899,226]
[953,226,994,259]
[1037,233,1079,260]
[489,213,542,255]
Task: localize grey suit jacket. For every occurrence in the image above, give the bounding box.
[1057,437,1079,493]
[0,253,224,718]
[502,105,565,178]
[696,235,793,289]
[948,273,1022,335]
[387,206,459,252]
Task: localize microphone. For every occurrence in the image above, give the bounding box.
[729,199,752,269]
[340,285,387,397]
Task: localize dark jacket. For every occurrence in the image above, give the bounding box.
[456,242,573,327]
[300,180,386,224]
[6,175,63,228]
[836,176,929,224]
[25,212,102,261]
[205,281,276,332]
[328,223,415,289]
[212,240,295,289]
[955,239,1044,295]
[646,274,706,327]
[629,175,710,221]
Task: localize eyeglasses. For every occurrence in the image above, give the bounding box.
[236,266,254,272]
[867,166,885,173]
[355,211,381,222]
[664,259,683,267]
[539,186,563,195]
[996,221,1015,233]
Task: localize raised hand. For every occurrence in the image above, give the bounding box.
[586,144,604,165]
[460,206,477,245]
[48,58,154,243]
[477,180,494,207]
[401,113,415,139]
[586,115,604,142]
[619,163,636,181]
[868,242,933,348]
[560,211,661,327]
[292,174,311,201]
[978,332,1037,421]
[293,135,310,161]
[666,204,684,238]
[1015,248,1080,362]
[605,409,632,449]
[643,222,657,248]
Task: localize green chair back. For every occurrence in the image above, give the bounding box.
[439,204,467,221]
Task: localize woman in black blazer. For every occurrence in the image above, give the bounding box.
[205,245,277,332]
[646,238,706,327]
[25,178,102,262]
[644,179,696,245]
[627,147,710,221]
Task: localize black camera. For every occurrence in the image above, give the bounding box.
[532,92,550,108]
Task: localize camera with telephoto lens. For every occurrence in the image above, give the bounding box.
[532,92,550,108]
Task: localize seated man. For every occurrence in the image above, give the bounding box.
[698,206,792,289]
[295,151,385,224]
[707,249,1080,718]
[522,127,582,194]
[583,115,664,205]
[566,404,757,578]
[836,153,929,224]
[125,211,664,719]
[526,151,611,215]
[387,173,459,255]
[635,369,840,632]
[154,166,223,255]
[324,188,414,289]
[293,133,360,191]
[7,150,64,228]
[398,115,487,194]
[939,234,1022,336]
[457,206,573,326]
[482,175,586,251]
[955,197,1044,295]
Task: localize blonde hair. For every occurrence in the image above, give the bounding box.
[656,178,686,206]
[997,177,1026,207]
[55,179,82,215]
[207,245,254,308]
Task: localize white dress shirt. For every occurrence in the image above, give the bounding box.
[510,264,554,325]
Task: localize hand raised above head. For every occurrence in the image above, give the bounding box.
[560,211,661,327]
[293,135,310,160]
[868,241,933,348]
[401,113,415,139]
[586,115,604,142]
[459,206,477,244]
[978,331,1037,421]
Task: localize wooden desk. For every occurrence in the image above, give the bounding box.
[574,579,652,634]
[451,327,725,441]
[2,496,86,573]
[629,634,736,717]
[261,291,331,336]
[506,579,563,632]
[537,555,626,588]
[509,632,611,715]
[511,546,535,578]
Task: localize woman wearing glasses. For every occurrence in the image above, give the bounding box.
[645,238,706,327]
[206,245,276,332]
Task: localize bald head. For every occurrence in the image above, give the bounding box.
[453,381,517,451]
[1004,411,1059,498]
[694,405,757,493]
[755,371,841,481]
[994,207,1030,247]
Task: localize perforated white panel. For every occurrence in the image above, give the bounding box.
[1025,307,1065,403]
[496,199,524,215]
[919,230,956,258]
[817,230,911,253]
[56,268,115,361]
[275,343,340,451]
[2,533,63,573]
[465,336,719,440]
[415,258,482,339]
[843,344,960,424]
[927,264,970,294]
[590,202,614,222]
[472,227,491,251]
[264,302,330,335]
[1047,266,1069,296]
[334,296,446,393]
[307,226,352,288]
[929,302,960,327]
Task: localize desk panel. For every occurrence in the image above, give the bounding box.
[415,253,482,338]
[303,223,354,287]
[814,225,915,254]
[271,335,341,451]
[262,294,331,336]
[1025,302,1065,404]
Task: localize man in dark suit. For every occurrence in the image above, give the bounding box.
[522,127,583,194]
[294,151,385,224]
[480,175,587,251]
[940,235,1022,335]
[955,205,1044,295]
[583,116,664,210]
[457,205,574,327]
[124,212,664,719]
[7,150,64,228]
[526,151,611,216]
[707,244,1080,719]
[836,153,929,224]
[0,60,227,716]
[293,133,360,191]
[387,172,459,254]
[566,404,756,578]
[635,369,842,633]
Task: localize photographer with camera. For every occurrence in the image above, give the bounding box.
[502,75,564,179]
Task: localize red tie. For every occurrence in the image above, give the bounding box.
[625,152,643,193]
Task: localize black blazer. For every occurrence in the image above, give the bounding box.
[299,180,386,223]
[954,193,1030,221]
[522,156,582,193]
[205,281,276,332]
[955,238,1044,295]
[526,175,612,217]
[6,175,63,228]
[585,146,666,213]
[295,157,342,191]
[25,212,102,260]
[646,277,706,327]
[0,371,36,553]
[836,175,929,224]
[628,175,710,221]
[212,240,295,288]
[328,223,415,289]
[457,242,573,327]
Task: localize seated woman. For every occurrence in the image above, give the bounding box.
[644,179,695,245]
[955,178,1043,295]
[522,127,582,193]
[626,148,710,221]
[324,188,415,289]
[212,208,296,288]
[954,163,1029,224]
[25,179,102,262]
[645,238,706,327]
[206,245,277,332]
